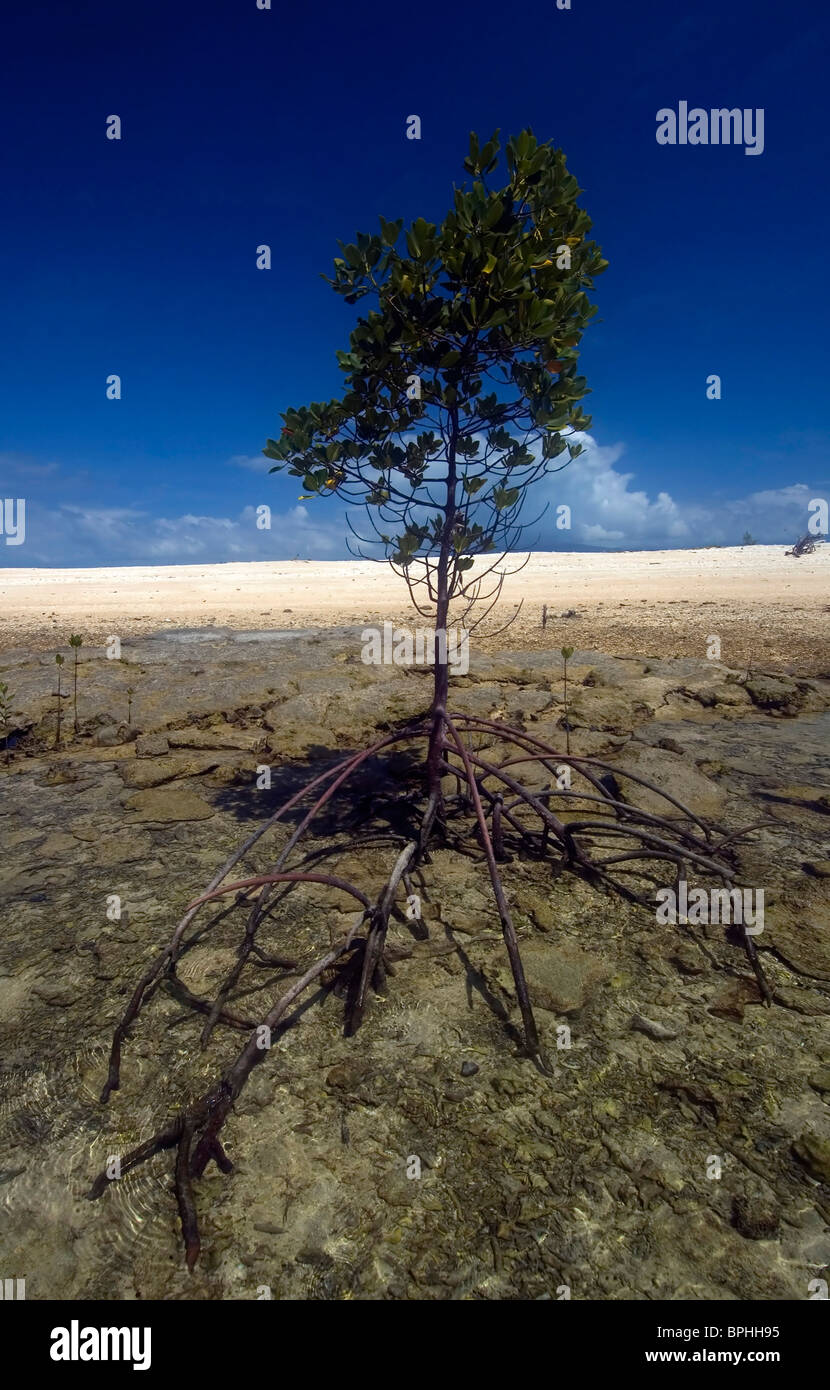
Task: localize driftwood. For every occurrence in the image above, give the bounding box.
[785,532,822,557]
[89,713,774,1269]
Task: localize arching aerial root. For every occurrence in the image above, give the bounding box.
[89,712,774,1268]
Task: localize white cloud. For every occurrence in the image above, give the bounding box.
[533,436,692,546]
[0,450,59,477]
[8,502,346,565]
[3,437,824,564]
[530,435,820,548]
[229,453,273,473]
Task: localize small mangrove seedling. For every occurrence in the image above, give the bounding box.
[55,653,65,748]
[69,633,83,734]
[560,646,574,754]
[126,686,134,725]
[0,681,12,764]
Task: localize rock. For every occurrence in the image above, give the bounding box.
[93,723,134,748]
[168,724,263,752]
[204,762,253,787]
[581,668,606,687]
[264,693,330,732]
[658,1076,721,1121]
[32,832,80,859]
[772,985,829,1015]
[122,786,215,822]
[448,683,510,719]
[135,732,169,757]
[296,1245,334,1269]
[478,662,538,686]
[792,1132,830,1184]
[707,978,762,1021]
[521,941,613,1015]
[745,675,804,715]
[438,905,488,936]
[614,744,727,821]
[671,945,706,975]
[32,979,78,1007]
[631,1013,681,1041]
[504,688,555,721]
[376,1169,414,1208]
[460,1061,480,1077]
[732,1193,780,1240]
[808,1070,830,1095]
[42,765,78,785]
[326,1059,370,1092]
[757,786,830,815]
[566,687,644,735]
[679,678,750,710]
[657,737,686,756]
[91,830,155,865]
[524,722,624,759]
[176,946,238,993]
[514,888,557,932]
[762,907,830,981]
[120,752,221,789]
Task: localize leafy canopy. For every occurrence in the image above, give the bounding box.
[264,128,606,585]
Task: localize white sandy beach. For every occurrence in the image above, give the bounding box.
[1,545,828,671]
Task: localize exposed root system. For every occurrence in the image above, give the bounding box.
[89,713,772,1267]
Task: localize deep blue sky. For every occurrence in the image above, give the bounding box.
[1,0,828,564]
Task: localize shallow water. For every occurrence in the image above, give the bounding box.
[2,632,829,1300]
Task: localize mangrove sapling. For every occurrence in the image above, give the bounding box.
[69,634,82,733]
[54,653,64,749]
[560,645,574,754]
[92,128,777,1271]
[126,686,134,725]
[0,681,12,764]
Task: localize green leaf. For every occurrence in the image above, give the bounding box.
[482,308,509,330]
[379,216,399,246]
[463,131,481,174]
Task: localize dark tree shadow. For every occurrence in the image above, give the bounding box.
[211,744,428,842]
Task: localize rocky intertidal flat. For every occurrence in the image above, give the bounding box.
[1,627,829,1300]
